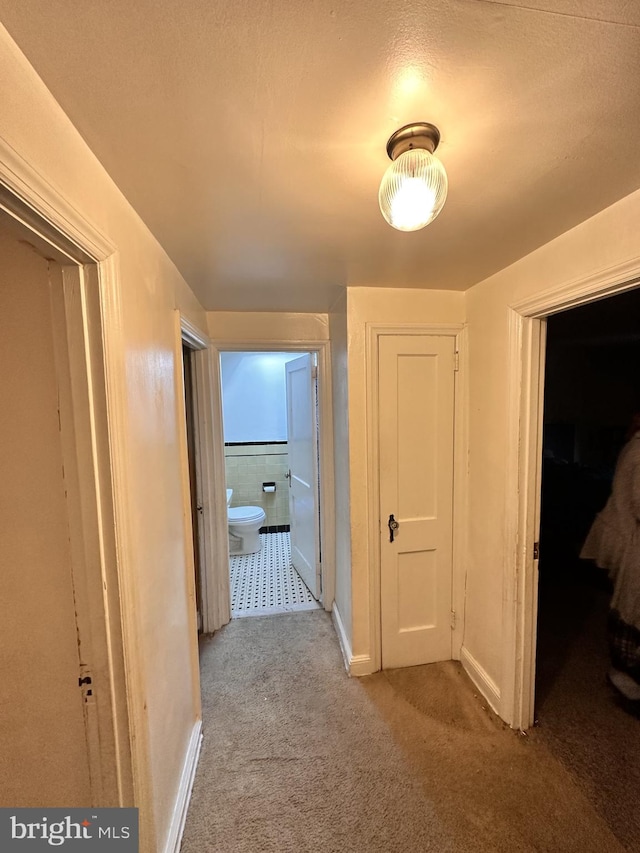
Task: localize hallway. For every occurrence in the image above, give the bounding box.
[182,612,625,852]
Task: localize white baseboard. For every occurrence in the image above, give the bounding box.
[331,603,376,677]
[331,602,352,673]
[349,654,375,677]
[460,646,501,715]
[163,719,203,853]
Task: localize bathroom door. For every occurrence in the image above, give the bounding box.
[285,354,321,599]
[378,334,456,669]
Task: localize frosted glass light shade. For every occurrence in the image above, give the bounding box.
[379,148,448,232]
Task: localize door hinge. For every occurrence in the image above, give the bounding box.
[533,541,540,560]
[450,610,456,630]
[454,351,459,372]
[78,666,93,700]
[312,365,318,380]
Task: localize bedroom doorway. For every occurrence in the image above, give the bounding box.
[507,274,640,732]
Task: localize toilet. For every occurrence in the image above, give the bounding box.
[226,488,266,556]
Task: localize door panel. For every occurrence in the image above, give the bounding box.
[285,354,320,599]
[379,334,455,669]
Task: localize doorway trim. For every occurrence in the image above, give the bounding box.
[365,323,467,673]
[178,314,231,635]
[504,258,640,730]
[0,143,137,808]
[210,339,336,611]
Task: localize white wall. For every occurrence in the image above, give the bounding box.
[220,351,294,442]
[465,186,640,723]
[208,311,330,343]
[346,288,466,668]
[0,24,206,851]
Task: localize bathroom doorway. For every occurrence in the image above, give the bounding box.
[220,350,322,618]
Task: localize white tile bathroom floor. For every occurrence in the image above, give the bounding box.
[230,531,321,618]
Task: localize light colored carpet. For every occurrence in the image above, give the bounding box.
[181,611,625,852]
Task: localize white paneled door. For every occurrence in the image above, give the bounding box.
[379,334,456,669]
[285,354,321,599]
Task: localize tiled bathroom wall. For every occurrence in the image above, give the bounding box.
[225,442,290,527]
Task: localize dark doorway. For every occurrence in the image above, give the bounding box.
[533,286,640,848]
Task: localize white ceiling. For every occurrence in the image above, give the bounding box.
[2,1,640,312]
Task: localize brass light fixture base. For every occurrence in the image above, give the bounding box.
[386,122,441,160]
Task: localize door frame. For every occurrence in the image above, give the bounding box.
[210,339,336,611]
[366,323,467,673]
[504,260,640,730]
[177,315,231,635]
[0,146,134,805]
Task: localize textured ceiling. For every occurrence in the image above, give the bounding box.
[2,1,640,311]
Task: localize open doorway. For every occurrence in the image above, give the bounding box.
[532,287,640,848]
[219,350,323,618]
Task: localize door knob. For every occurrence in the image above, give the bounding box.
[388,514,399,542]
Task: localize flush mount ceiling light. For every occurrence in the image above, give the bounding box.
[379,122,448,232]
